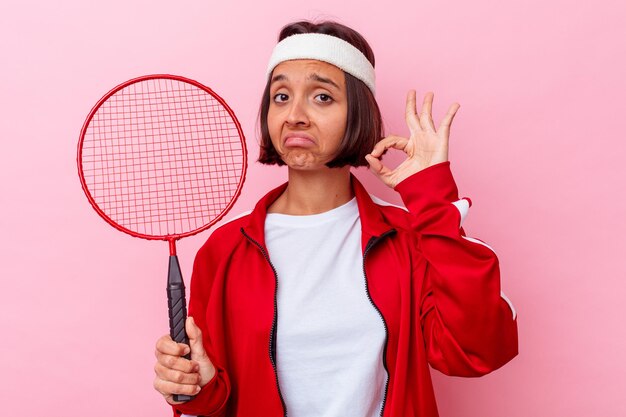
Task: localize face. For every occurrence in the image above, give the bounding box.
[267,59,348,170]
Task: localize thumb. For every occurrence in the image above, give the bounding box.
[185,316,216,387]
[186,316,208,360]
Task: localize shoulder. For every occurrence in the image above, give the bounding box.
[197,210,253,257]
[367,193,414,229]
[368,193,408,213]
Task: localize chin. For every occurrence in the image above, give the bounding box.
[281,151,329,170]
[284,161,324,170]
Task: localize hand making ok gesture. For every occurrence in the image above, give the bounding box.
[365,90,460,189]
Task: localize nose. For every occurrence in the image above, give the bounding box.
[285,96,310,126]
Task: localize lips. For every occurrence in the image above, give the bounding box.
[283,133,316,148]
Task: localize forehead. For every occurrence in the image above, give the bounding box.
[271,59,345,87]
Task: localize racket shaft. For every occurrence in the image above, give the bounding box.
[167,255,194,402]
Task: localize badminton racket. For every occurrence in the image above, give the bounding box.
[77,74,247,402]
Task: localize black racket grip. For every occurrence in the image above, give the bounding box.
[167,255,195,403]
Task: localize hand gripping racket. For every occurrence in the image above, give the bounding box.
[77,74,247,402]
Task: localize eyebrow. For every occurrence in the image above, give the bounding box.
[270,73,341,90]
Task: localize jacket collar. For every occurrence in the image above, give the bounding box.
[240,173,394,251]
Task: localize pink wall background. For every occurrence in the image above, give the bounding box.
[1,0,624,415]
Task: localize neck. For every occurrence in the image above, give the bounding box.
[268,167,353,215]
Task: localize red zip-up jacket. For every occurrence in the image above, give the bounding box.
[171,161,518,417]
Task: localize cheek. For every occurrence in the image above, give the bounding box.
[266,110,281,146]
[331,113,348,142]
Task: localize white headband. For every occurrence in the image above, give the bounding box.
[266,33,376,96]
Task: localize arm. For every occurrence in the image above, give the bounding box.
[366,90,517,376]
[395,161,518,377]
[170,240,231,417]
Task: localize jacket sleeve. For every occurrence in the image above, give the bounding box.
[171,239,231,417]
[394,161,518,377]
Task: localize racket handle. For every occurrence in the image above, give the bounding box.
[167,255,194,403]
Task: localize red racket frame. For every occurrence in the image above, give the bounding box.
[76,74,247,255]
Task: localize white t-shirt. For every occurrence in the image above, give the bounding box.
[265,197,387,417]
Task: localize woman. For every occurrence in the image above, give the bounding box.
[153,20,518,417]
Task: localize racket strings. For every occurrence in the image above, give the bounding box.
[81,78,244,237]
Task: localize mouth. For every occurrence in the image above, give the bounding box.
[283,133,316,148]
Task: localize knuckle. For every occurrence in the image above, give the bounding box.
[156,338,175,355]
[163,380,179,394]
[165,355,178,368]
[162,354,177,367]
[169,383,184,395]
[156,334,170,346]
[163,381,178,395]
[153,377,163,392]
[173,371,186,383]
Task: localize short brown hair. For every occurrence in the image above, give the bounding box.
[257,20,384,168]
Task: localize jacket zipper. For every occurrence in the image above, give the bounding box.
[363,229,396,417]
[241,228,288,417]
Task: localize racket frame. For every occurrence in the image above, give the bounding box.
[77,73,248,253]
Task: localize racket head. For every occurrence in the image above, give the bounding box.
[77,74,247,241]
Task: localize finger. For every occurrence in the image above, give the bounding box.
[156,352,199,373]
[405,90,422,133]
[186,316,209,361]
[365,154,393,178]
[420,91,436,132]
[183,317,217,386]
[154,362,202,385]
[155,335,190,357]
[370,135,409,157]
[153,377,202,398]
[437,102,460,137]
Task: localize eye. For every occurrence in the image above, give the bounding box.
[273,93,289,103]
[315,93,333,103]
